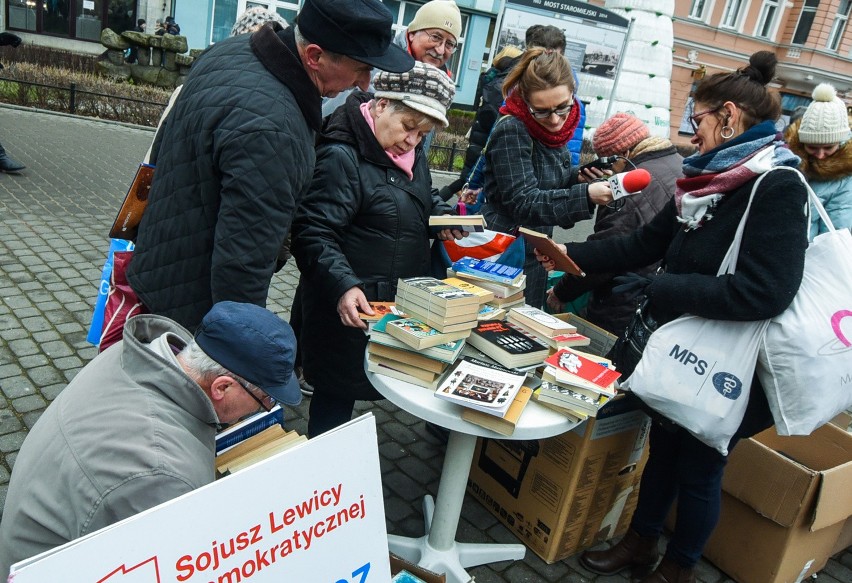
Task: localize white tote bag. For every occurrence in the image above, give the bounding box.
[622,173,777,455]
[758,169,852,435]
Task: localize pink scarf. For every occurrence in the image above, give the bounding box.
[360,102,415,180]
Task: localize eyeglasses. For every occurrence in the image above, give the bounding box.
[527,101,573,120]
[419,30,458,53]
[235,379,277,412]
[689,107,720,132]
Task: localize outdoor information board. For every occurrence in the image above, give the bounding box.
[8,415,390,583]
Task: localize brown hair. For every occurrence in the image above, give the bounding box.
[502,47,575,100]
[693,50,781,128]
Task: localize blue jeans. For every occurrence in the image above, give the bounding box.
[630,422,730,567]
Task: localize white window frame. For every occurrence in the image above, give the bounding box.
[688,0,715,22]
[754,0,780,39]
[792,0,821,46]
[720,0,746,30]
[827,0,852,51]
[239,0,301,24]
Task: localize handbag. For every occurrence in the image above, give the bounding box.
[757,168,852,435]
[622,172,778,455]
[610,297,659,377]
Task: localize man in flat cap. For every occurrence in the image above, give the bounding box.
[0,302,302,572]
[99,0,414,350]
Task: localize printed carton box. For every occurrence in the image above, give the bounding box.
[702,423,852,583]
[466,395,650,563]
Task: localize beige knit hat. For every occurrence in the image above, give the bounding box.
[408,0,462,40]
[373,61,456,127]
[798,83,851,145]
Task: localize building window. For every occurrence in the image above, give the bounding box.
[755,0,779,39]
[827,0,852,51]
[211,0,300,43]
[721,0,744,29]
[689,0,710,20]
[5,0,135,41]
[792,0,820,45]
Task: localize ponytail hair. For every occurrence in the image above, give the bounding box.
[693,50,781,128]
[502,47,575,100]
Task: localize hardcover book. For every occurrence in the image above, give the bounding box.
[435,358,527,417]
[450,257,525,286]
[386,317,471,350]
[544,349,621,396]
[461,386,534,436]
[467,320,550,369]
[369,314,464,363]
[518,227,585,277]
[508,305,577,338]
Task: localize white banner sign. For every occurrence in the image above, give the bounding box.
[9,415,390,583]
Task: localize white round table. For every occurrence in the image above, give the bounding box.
[367,362,579,583]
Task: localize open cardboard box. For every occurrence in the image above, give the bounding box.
[389,553,445,583]
[700,422,852,583]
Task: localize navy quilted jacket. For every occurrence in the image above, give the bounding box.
[128,26,321,330]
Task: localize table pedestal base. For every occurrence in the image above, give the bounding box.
[388,494,526,583]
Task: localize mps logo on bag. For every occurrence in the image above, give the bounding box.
[712,373,743,400]
[819,309,852,356]
[668,344,708,375]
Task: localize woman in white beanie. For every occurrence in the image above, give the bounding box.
[292,62,464,437]
[785,83,852,238]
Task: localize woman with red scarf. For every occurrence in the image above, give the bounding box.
[480,48,612,308]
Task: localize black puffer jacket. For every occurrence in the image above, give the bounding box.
[128,25,321,330]
[292,92,452,399]
[553,144,682,335]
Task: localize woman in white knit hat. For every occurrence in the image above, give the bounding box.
[292,62,465,437]
[785,83,852,238]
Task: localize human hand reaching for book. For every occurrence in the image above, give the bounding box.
[546,288,564,312]
[338,286,371,330]
[534,244,567,272]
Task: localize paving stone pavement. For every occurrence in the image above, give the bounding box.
[1,105,850,583]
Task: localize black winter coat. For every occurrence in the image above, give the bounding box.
[292,93,452,400]
[553,145,682,335]
[128,26,321,330]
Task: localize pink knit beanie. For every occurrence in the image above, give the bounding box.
[593,113,651,157]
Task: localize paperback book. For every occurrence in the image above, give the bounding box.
[544,349,621,397]
[442,277,495,304]
[396,277,481,310]
[450,257,525,286]
[508,305,577,339]
[386,317,471,350]
[467,320,549,369]
[395,298,479,333]
[215,406,284,453]
[518,227,585,277]
[367,360,445,390]
[461,386,534,436]
[357,301,398,322]
[446,268,526,298]
[429,214,487,232]
[369,314,464,363]
[434,358,527,417]
[367,341,449,374]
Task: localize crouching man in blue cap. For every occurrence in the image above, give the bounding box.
[0,302,301,573]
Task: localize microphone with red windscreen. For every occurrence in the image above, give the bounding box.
[607,168,652,200]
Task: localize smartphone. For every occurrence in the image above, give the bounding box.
[579,156,617,173]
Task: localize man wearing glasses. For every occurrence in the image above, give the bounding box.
[0,302,301,572]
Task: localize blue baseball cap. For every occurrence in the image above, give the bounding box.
[195,302,302,406]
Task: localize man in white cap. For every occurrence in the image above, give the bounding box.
[400,0,462,73]
[0,302,302,572]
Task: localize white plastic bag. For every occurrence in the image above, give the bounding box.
[758,170,852,435]
[622,171,779,455]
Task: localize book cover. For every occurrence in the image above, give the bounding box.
[550,332,591,348]
[366,360,445,390]
[518,227,585,277]
[215,406,284,453]
[367,341,449,374]
[477,304,505,321]
[466,321,549,369]
[396,292,480,321]
[461,386,533,436]
[367,354,443,382]
[428,214,487,232]
[357,301,397,322]
[386,317,471,350]
[544,349,621,394]
[434,358,527,417]
[531,388,588,422]
[370,314,464,363]
[508,305,577,337]
[397,277,480,308]
[450,257,524,286]
[536,379,606,416]
[395,298,479,333]
[446,268,526,297]
[442,277,495,304]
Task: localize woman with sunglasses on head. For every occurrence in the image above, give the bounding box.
[538,51,807,582]
[784,82,852,239]
[479,48,613,309]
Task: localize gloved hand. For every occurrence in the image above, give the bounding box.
[612,272,652,296]
[0,32,22,48]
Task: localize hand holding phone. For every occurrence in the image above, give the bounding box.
[579,156,618,174]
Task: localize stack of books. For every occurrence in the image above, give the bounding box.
[466,320,550,369]
[446,257,527,311]
[367,313,464,389]
[507,305,578,344]
[395,277,481,334]
[532,348,621,419]
[435,357,527,419]
[215,407,306,476]
[441,276,505,321]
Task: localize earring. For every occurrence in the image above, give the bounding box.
[720,125,735,139]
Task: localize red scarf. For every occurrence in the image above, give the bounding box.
[500,91,579,149]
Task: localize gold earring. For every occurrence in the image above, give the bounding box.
[720,125,735,139]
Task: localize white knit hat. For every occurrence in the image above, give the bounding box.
[407,0,462,40]
[373,61,456,127]
[798,83,851,145]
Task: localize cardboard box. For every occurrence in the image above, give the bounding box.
[829,412,852,556]
[466,395,650,563]
[702,423,852,583]
[389,553,445,583]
